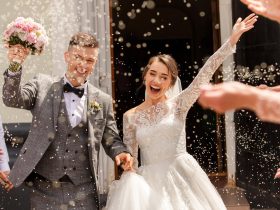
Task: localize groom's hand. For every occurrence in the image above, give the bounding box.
[8,44,30,64]
[115,153,134,171]
[0,171,13,191]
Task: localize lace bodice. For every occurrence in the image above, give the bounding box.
[123,40,235,169]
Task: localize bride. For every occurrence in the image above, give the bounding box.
[106,13,257,210]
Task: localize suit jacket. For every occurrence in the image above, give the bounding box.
[2,71,128,198]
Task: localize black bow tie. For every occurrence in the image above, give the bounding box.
[63,83,84,98]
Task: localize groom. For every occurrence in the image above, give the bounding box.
[1,32,132,209]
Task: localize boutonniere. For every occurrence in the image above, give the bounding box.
[89,100,102,113]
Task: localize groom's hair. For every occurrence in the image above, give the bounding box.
[68,32,99,49]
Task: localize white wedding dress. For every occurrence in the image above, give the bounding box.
[105,40,235,210]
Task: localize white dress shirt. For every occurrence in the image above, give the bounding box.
[0,115,10,171]
[63,76,88,127]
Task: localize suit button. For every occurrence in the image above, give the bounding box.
[66,149,69,152]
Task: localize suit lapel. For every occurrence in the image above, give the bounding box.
[87,84,102,121]
[87,84,100,185]
[52,77,64,129]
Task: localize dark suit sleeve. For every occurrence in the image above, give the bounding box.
[2,69,38,110]
[101,97,129,160]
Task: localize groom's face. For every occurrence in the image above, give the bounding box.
[64,45,98,86]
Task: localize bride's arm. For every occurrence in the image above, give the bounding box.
[123,112,139,170]
[174,14,258,113]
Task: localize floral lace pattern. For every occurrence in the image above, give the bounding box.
[123,39,236,169]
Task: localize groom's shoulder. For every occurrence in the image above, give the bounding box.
[90,84,112,100]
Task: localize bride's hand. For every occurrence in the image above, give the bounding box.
[229,13,258,46]
[115,153,134,172]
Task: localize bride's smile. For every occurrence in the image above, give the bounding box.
[145,61,172,103]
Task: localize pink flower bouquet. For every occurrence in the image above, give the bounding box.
[3,17,48,55]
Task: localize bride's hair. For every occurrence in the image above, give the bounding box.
[142,54,178,87]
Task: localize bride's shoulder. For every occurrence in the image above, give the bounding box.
[124,107,138,118]
[124,102,147,116]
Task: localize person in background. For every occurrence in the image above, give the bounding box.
[198,0,280,179]
[0,114,11,189]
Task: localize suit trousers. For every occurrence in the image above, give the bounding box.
[30,177,98,210]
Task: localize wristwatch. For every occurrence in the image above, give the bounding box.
[8,61,22,72]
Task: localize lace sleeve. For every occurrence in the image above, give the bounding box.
[123,113,139,170]
[174,39,236,115]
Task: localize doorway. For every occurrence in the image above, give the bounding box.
[111,0,226,174]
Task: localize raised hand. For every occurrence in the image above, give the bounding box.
[229,13,258,46]
[241,0,280,23]
[198,82,256,114]
[8,44,30,64]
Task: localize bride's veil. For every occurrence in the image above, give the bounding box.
[165,76,182,99]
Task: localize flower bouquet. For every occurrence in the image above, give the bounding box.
[3,17,48,55]
[3,17,49,72]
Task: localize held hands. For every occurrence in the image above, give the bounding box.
[8,44,30,64]
[241,0,280,23]
[229,13,258,46]
[0,171,13,191]
[115,153,134,172]
[198,82,253,114]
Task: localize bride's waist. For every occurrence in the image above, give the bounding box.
[141,151,187,166]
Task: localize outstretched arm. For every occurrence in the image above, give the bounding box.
[101,98,133,171]
[198,81,280,124]
[174,14,257,114]
[241,0,280,23]
[199,82,259,113]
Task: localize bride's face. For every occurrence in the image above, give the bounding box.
[144,60,172,102]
